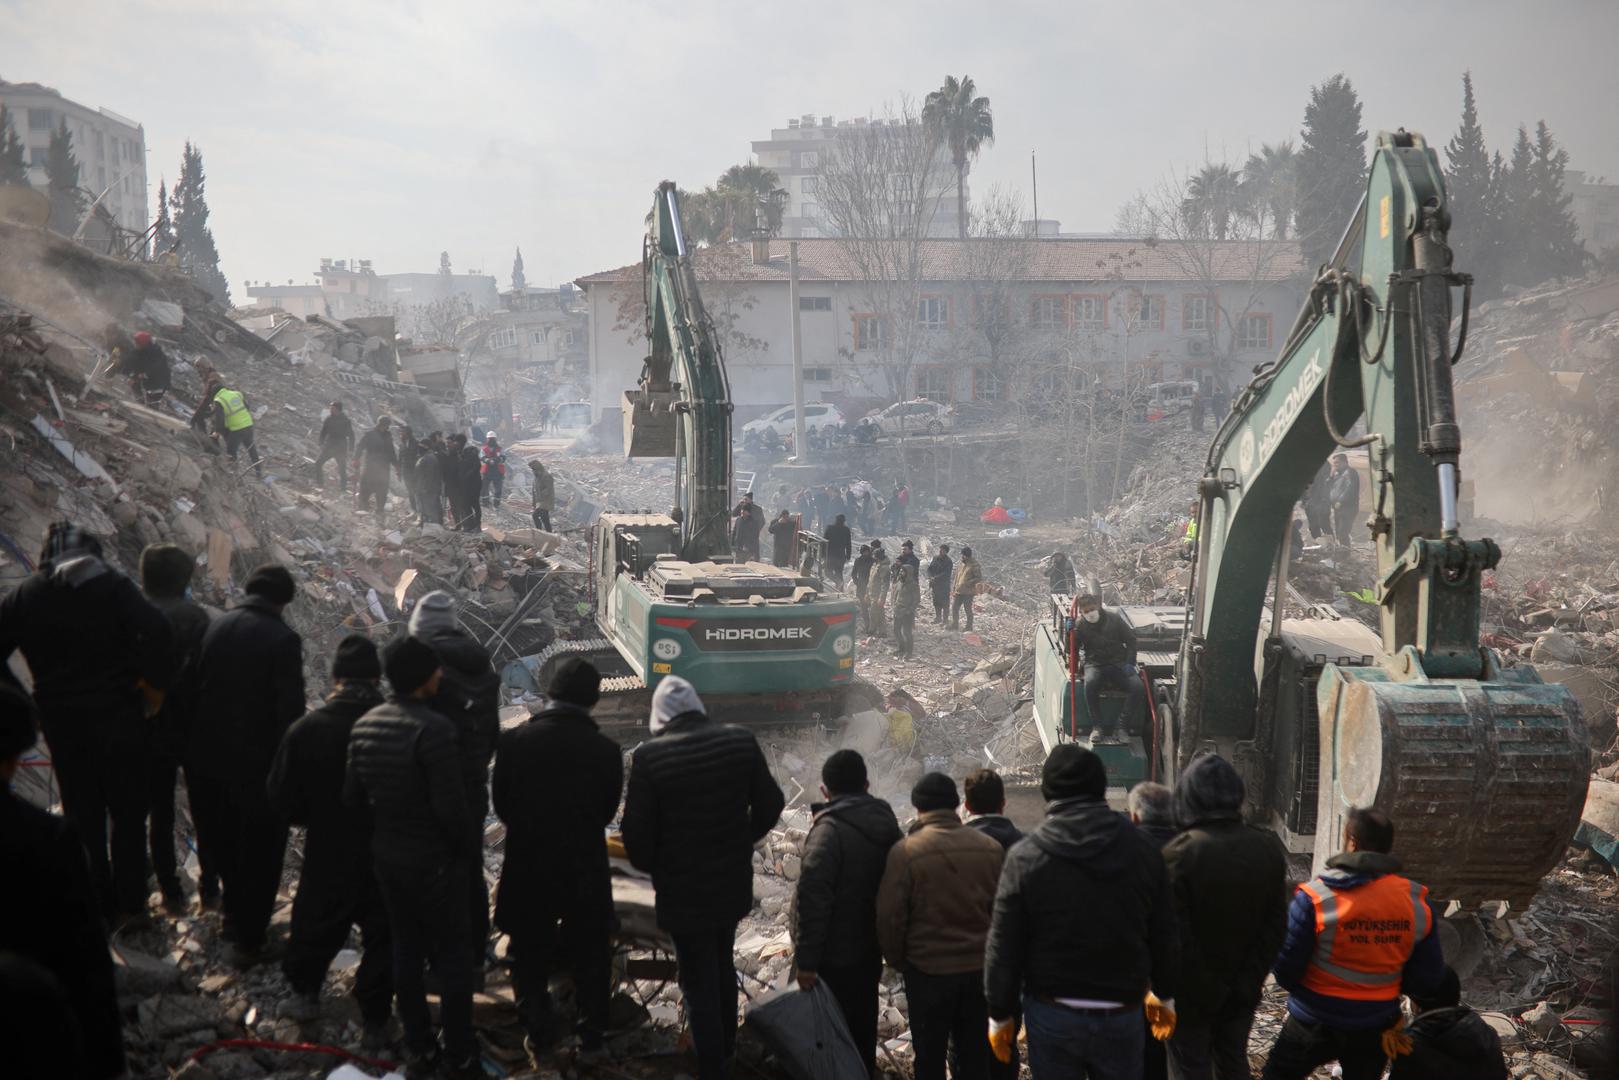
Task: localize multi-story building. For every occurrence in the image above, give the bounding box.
[0,78,147,235]
[245,258,499,321]
[1568,170,1619,256]
[751,114,962,239]
[577,237,1304,425]
[462,286,588,376]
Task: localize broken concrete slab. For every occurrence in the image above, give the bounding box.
[1572,776,1618,871]
[138,993,223,1038]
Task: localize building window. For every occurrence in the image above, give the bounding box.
[489,328,517,349]
[801,176,819,196]
[801,151,819,168]
[1073,295,1106,332]
[1031,295,1065,331]
[974,367,1003,401]
[800,202,819,220]
[29,146,48,166]
[917,296,949,330]
[854,314,885,351]
[803,367,833,382]
[530,331,546,344]
[1236,313,1273,350]
[562,329,575,347]
[1182,295,1213,333]
[27,109,53,131]
[917,367,952,402]
[799,296,832,312]
[1136,295,1165,331]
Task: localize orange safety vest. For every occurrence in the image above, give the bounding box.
[1298,872,1430,1001]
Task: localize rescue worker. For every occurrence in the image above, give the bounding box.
[1129,779,1178,1080]
[892,563,920,659]
[1070,593,1144,744]
[122,330,172,405]
[528,458,555,532]
[1182,501,1199,561]
[825,513,851,589]
[265,636,393,1047]
[1047,550,1078,595]
[415,433,445,526]
[206,377,263,478]
[927,544,952,624]
[949,546,982,631]
[1390,966,1508,1080]
[314,402,355,490]
[731,492,764,561]
[479,434,507,507]
[1329,453,1361,546]
[1263,807,1444,1080]
[354,416,397,514]
[0,523,172,923]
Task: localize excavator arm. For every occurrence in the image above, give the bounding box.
[1181,131,1588,906]
[623,181,735,561]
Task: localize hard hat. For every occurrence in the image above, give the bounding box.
[134,331,152,347]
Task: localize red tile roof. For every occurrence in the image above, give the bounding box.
[575,236,1303,288]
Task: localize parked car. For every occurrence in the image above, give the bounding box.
[549,401,593,434]
[865,399,957,437]
[740,402,847,440]
[1142,381,1201,419]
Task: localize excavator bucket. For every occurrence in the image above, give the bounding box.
[1315,654,1590,909]
[622,388,677,458]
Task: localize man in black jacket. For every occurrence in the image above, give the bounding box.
[1128,781,1177,849]
[414,436,445,525]
[1161,754,1289,1080]
[1329,453,1360,546]
[191,564,305,965]
[926,545,952,624]
[1390,966,1507,1080]
[346,636,478,1080]
[622,676,785,1080]
[985,744,1178,1079]
[314,402,354,490]
[825,513,852,589]
[355,416,398,513]
[0,685,126,1079]
[792,749,902,1078]
[731,492,764,561]
[851,544,874,626]
[266,636,392,1044]
[459,443,485,532]
[961,767,1023,1080]
[0,522,172,922]
[1072,594,1144,744]
[493,659,622,1066]
[408,590,500,974]
[140,543,213,914]
[768,509,796,567]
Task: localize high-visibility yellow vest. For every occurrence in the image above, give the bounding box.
[1185,519,1198,541]
[214,388,253,432]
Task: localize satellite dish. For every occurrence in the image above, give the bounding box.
[0,184,49,227]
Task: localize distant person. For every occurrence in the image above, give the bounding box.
[1070,594,1143,745]
[314,402,354,490]
[1389,966,1508,1080]
[891,563,920,659]
[202,375,264,478]
[1190,389,1206,433]
[825,513,852,589]
[621,677,784,1080]
[962,768,1022,851]
[479,434,507,507]
[1329,453,1360,546]
[877,773,1004,1080]
[768,509,797,567]
[851,544,874,627]
[1128,779,1178,1080]
[1303,461,1333,539]
[1263,807,1443,1080]
[458,441,484,531]
[926,544,952,624]
[949,546,982,631]
[731,492,765,561]
[354,416,397,514]
[980,497,1013,525]
[122,330,172,405]
[415,432,445,526]
[1046,550,1078,595]
[398,425,422,514]
[792,750,903,1077]
[529,458,555,532]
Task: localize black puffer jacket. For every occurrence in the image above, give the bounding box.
[344,697,472,868]
[621,713,785,934]
[985,797,1178,1017]
[414,627,501,820]
[792,793,902,971]
[1389,1006,1509,1080]
[192,596,306,785]
[150,595,210,758]
[1070,608,1137,667]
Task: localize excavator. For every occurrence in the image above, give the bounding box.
[1032,131,1590,908]
[533,182,867,730]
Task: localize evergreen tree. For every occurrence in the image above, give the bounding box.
[511,247,526,291]
[1295,74,1368,270]
[152,177,174,257]
[1528,120,1586,281]
[1498,126,1537,288]
[0,105,28,186]
[44,118,86,235]
[171,141,230,304]
[1444,72,1497,284]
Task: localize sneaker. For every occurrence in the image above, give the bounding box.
[1106,731,1128,746]
[280,991,321,1022]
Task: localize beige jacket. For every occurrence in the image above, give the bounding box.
[876,810,1005,974]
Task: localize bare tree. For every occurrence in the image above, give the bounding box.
[609,241,770,359]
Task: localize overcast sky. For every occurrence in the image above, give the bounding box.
[5,0,1617,296]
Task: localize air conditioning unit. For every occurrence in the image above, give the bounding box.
[1187,338,1209,356]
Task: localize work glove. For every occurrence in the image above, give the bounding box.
[987,1017,1016,1064]
[1144,992,1177,1041]
[1380,1016,1414,1058]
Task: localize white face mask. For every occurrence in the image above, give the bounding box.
[1082,609,1102,624]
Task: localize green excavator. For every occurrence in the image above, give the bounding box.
[1032,131,1590,908]
[533,182,869,731]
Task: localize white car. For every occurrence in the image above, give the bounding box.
[866,399,957,437]
[741,402,847,439]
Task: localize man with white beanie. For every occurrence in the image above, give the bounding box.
[621,677,785,1080]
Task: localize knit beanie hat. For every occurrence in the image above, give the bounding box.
[244,564,296,606]
[650,675,704,734]
[39,522,102,568]
[1042,743,1106,801]
[0,684,38,758]
[1173,753,1246,828]
[548,657,602,708]
[331,634,382,681]
[383,635,441,695]
[408,590,458,636]
[911,771,960,813]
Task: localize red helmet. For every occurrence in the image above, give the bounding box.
[133,331,152,347]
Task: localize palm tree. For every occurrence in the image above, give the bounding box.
[715,163,786,237]
[1181,162,1242,240]
[1241,141,1298,238]
[924,75,995,238]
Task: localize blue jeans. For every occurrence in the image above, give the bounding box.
[1083,663,1145,737]
[1024,996,1143,1080]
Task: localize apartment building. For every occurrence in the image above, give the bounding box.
[0,78,147,234]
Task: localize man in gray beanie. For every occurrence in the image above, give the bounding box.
[877,773,1003,1080]
[985,744,1179,1079]
[408,589,500,976]
[621,676,784,1080]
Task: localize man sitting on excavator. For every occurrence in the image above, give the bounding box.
[1069,595,1144,744]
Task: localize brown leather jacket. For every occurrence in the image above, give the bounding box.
[877,810,1005,975]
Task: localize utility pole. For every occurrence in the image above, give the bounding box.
[789,240,808,463]
[1031,150,1039,237]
